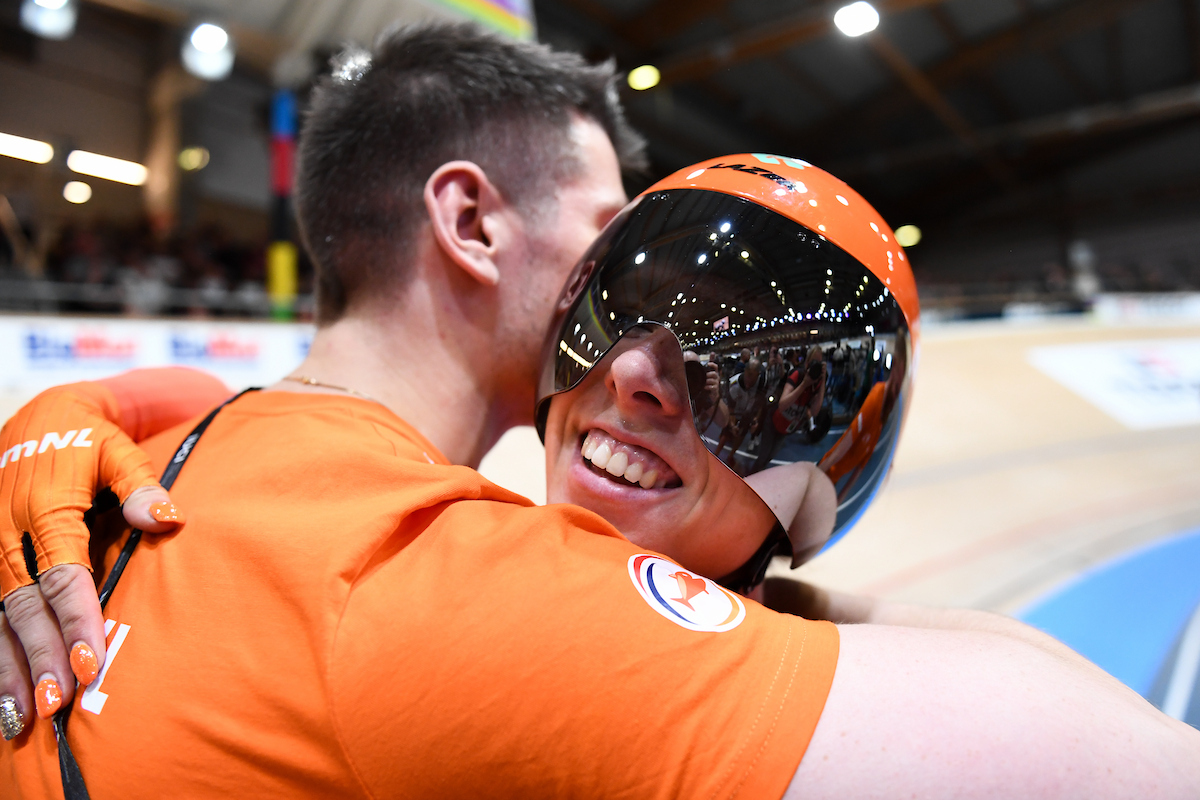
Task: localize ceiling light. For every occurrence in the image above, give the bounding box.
[67,150,149,185]
[0,132,53,164]
[627,65,661,91]
[834,2,879,37]
[894,224,922,247]
[178,146,210,171]
[182,22,235,81]
[62,181,91,204]
[191,22,227,52]
[20,0,77,40]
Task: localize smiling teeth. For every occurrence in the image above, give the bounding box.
[591,442,612,469]
[580,430,675,489]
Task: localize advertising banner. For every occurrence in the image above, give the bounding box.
[0,315,314,400]
[1028,338,1200,430]
[1092,293,1200,324]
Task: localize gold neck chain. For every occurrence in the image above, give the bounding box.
[282,375,381,404]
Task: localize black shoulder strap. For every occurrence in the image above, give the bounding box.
[56,388,258,800]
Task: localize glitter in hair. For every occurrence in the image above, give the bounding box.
[332,48,372,83]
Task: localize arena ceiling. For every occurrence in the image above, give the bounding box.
[535,0,1200,228]
[35,0,1200,233]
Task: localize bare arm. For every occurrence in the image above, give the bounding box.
[806,374,825,416]
[705,367,729,431]
[767,580,1200,798]
[776,376,807,411]
[763,578,1110,671]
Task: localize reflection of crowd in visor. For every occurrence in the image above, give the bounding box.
[694,329,908,508]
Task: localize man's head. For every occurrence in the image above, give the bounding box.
[743,359,761,386]
[295,22,647,324]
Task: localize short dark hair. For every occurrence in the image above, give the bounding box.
[296,22,648,323]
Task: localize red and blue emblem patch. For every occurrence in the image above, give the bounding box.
[628,555,746,632]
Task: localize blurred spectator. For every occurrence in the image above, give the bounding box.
[712,358,766,472]
[764,346,787,401]
[1042,261,1070,294]
[751,348,828,474]
[234,248,270,316]
[0,217,305,318]
[117,246,170,317]
[194,263,229,317]
[60,228,115,286]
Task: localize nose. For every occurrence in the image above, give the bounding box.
[605,329,690,419]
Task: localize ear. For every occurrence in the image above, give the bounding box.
[424,161,507,287]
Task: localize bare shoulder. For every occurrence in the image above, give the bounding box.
[787,623,1200,799]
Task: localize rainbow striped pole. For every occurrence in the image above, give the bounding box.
[267,90,297,320]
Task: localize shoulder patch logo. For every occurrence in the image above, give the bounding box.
[627,554,746,632]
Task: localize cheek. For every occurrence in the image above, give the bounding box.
[572,224,600,260]
[524,247,581,326]
[690,437,714,478]
[553,216,601,276]
[542,401,576,502]
[543,403,567,463]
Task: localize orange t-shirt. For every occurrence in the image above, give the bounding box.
[2,391,838,799]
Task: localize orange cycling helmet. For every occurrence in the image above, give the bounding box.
[537,154,919,590]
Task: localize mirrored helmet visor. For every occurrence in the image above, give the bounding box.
[537,188,913,550]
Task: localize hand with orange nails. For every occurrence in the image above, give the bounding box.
[0,368,227,737]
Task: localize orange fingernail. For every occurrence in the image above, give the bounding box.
[149,501,184,524]
[71,642,100,686]
[35,678,62,719]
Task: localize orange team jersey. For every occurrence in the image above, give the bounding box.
[2,390,838,799]
[820,381,887,485]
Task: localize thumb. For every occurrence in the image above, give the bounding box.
[122,485,186,534]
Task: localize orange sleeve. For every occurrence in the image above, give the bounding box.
[0,381,163,594]
[331,501,839,800]
[98,367,230,443]
[819,381,886,484]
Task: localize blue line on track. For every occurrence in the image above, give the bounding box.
[1016,527,1200,696]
